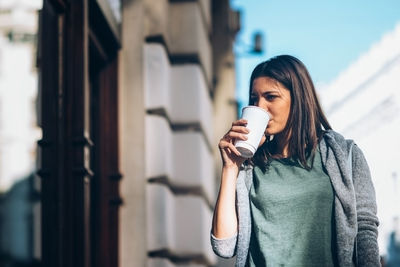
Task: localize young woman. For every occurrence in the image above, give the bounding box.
[210,55,380,266]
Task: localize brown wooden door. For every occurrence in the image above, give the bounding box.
[38,1,121,266]
[89,29,121,267]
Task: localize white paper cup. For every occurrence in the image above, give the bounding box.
[235,106,270,158]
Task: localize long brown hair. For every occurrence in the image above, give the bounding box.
[248,55,331,171]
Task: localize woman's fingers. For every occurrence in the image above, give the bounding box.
[226,142,241,156]
[232,119,247,126]
[220,132,247,144]
[219,139,231,149]
[218,119,249,159]
[225,131,247,141]
[221,124,249,143]
[219,140,241,157]
[231,125,249,134]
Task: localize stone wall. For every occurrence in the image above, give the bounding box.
[119,0,239,266]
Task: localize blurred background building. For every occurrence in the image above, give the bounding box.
[0,0,42,266]
[319,22,400,261]
[0,0,240,266]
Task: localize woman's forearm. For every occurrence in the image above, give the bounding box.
[212,166,239,239]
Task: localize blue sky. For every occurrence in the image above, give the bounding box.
[231,0,400,109]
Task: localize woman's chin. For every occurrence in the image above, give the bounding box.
[265,130,275,136]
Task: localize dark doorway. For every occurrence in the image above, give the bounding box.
[38,0,122,266]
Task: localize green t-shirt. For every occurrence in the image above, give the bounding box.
[247,150,336,267]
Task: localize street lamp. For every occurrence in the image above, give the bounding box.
[235,31,265,57]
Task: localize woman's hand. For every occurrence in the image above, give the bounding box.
[218,119,249,169]
[213,120,249,239]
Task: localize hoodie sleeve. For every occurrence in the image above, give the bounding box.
[351,144,380,266]
[210,232,238,258]
[210,166,251,260]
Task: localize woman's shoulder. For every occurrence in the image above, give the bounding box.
[322,129,349,143]
[321,130,355,152]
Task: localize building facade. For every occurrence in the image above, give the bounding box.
[120,0,239,266]
[0,0,240,266]
[320,22,400,258]
[0,0,42,265]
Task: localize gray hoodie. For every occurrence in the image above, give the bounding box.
[210,130,380,267]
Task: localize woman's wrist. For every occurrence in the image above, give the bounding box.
[222,163,239,171]
[221,164,240,179]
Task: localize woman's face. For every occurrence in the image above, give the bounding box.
[250,77,291,136]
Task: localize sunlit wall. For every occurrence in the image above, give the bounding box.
[319,23,400,258]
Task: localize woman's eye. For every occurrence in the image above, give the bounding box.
[266,95,277,101]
